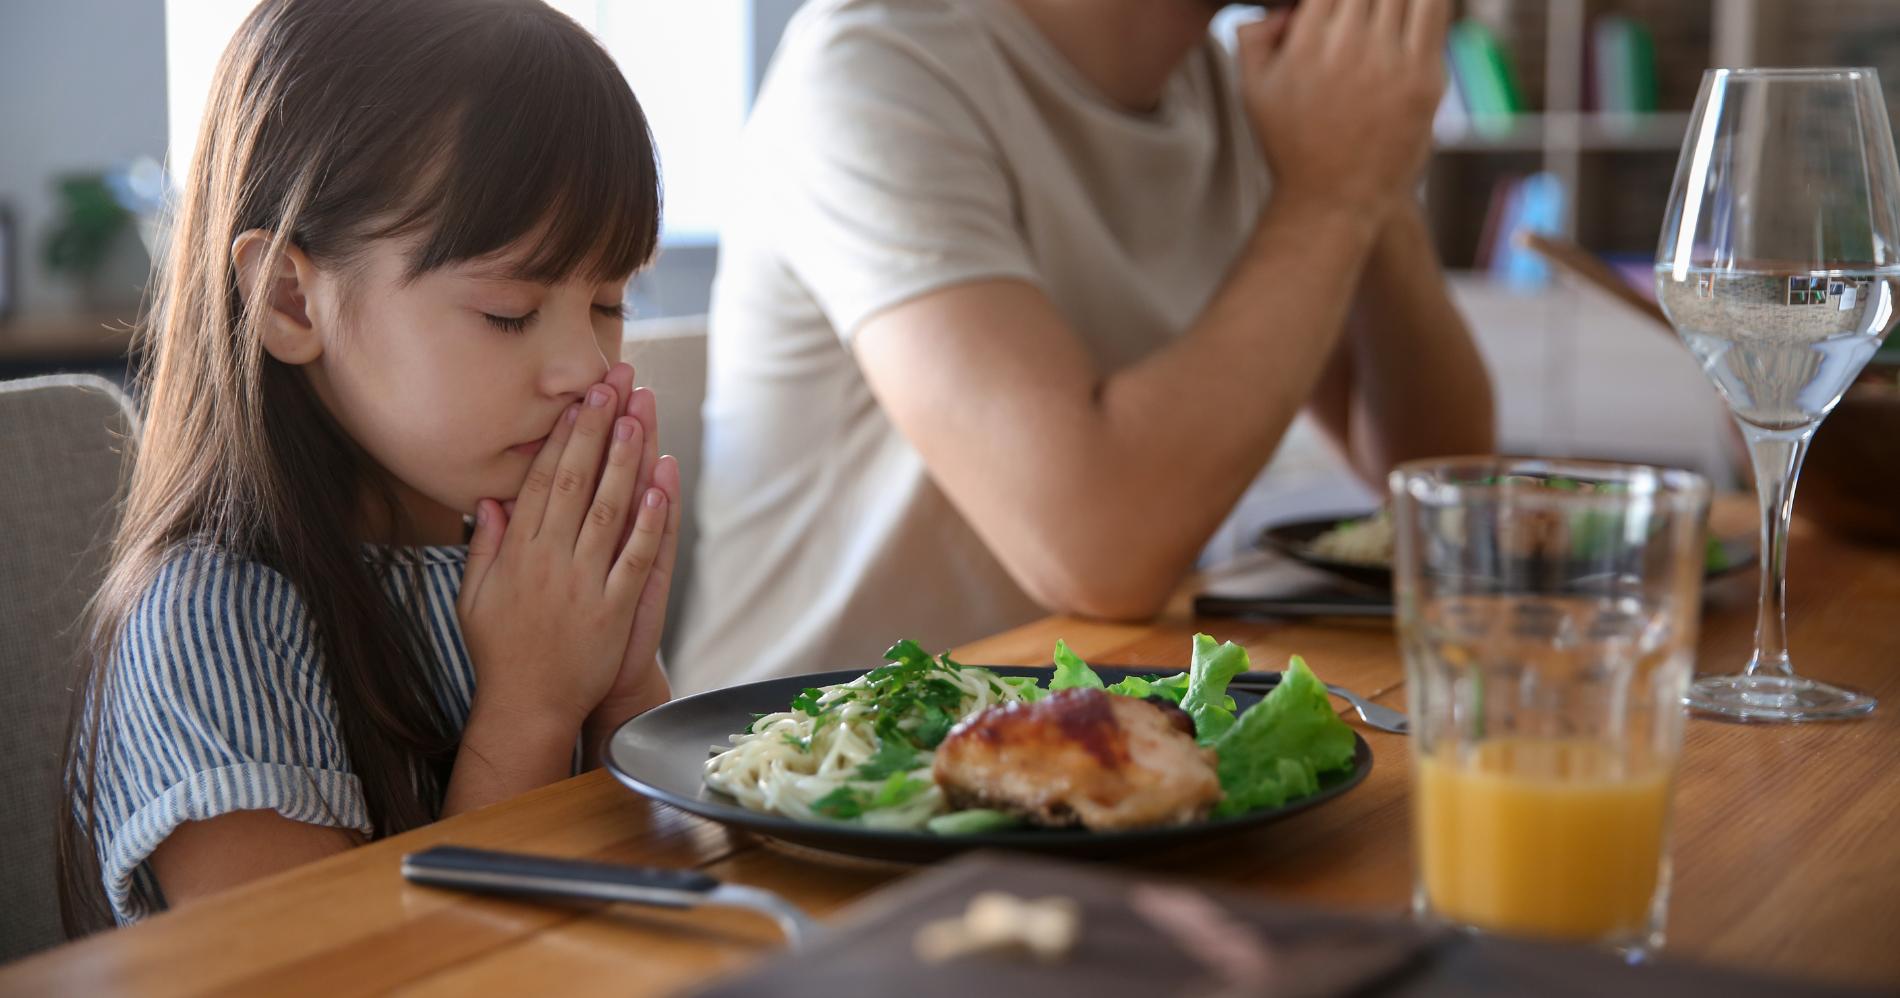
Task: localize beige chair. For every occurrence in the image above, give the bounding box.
[0,375,137,962]
[623,317,707,663]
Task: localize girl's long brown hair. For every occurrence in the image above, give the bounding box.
[58,0,659,934]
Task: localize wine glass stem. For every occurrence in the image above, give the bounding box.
[1740,423,1815,679]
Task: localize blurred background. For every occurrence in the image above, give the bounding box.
[2,0,1897,491]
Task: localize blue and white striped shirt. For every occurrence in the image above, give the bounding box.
[86,541,475,924]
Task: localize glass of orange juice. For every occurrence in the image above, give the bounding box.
[1390,457,1710,959]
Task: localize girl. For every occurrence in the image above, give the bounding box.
[58,0,681,930]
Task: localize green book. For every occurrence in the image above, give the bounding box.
[1593,17,1630,111]
[1592,17,1660,114]
[1626,19,1659,113]
[1448,20,1524,131]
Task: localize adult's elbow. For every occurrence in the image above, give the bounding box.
[1020,567,1174,623]
[1462,377,1499,455]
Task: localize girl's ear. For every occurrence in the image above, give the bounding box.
[231,229,325,366]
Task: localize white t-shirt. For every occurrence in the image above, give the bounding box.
[673,0,1364,694]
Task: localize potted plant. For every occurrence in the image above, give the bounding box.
[42,173,134,309]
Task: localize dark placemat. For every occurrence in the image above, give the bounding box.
[1193,555,1393,620]
[690,852,1873,998]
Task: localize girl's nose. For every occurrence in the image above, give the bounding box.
[541,316,611,400]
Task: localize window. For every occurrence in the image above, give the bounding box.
[166,2,767,248]
[163,0,259,186]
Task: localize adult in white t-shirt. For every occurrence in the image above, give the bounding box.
[674,0,1493,693]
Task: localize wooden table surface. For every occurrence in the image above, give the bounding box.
[5,500,1898,996]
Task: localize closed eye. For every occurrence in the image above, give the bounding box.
[593,302,627,321]
[483,311,533,334]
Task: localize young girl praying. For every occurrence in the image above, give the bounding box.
[59,0,680,929]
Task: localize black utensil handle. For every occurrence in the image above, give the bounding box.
[1193,594,1392,618]
[402,845,719,907]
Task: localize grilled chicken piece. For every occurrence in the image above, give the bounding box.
[932,688,1223,830]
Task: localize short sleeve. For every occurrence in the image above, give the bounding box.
[752,10,1042,341]
[87,546,369,923]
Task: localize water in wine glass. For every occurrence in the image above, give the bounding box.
[1656,268,1898,432]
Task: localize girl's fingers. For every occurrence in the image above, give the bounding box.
[623,387,661,548]
[608,485,669,600]
[624,457,683,661]
[539,382,621,545]
[458,499,507,611]
[604,362,635,406]
[576,415,644,574]
[641,457,683,606]
[506,401,581,549]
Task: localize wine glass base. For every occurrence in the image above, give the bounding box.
[1685,674,1877,723]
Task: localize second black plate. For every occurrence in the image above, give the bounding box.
[1257,512,1757,591]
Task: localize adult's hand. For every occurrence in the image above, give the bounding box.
[851,0,1460,623]
[1237,0,1449,218]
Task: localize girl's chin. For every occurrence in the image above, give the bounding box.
[508,436,547,457]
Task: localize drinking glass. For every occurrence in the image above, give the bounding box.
[1655,68,1900,721]
[1392,457,1711,960]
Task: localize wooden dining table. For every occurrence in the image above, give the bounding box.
[4,497,1897,996]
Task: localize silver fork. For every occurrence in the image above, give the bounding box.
[402,846,821,948]
[1321,683,1409,735]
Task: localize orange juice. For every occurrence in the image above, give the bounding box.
[1416,739,1674,942]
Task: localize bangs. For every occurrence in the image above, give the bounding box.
[375,3,661,284]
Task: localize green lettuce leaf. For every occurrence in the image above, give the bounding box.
[1212,655,1357,816]
[1004,676,1048,702]
[1181,634,1251,744]
[1105,672,1189,704]
[1049,639,1105,690]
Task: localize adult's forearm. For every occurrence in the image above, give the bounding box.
[858,195,1391,621]
[1044,194,1383,615]
[1341,205,1496,474]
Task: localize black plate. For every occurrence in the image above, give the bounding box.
[1258,512,1758,591]
[607,666,1372,862]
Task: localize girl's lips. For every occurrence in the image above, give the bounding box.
[510,436,547,456]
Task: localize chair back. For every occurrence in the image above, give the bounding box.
[624,318,707,663]
[0,374,136,961]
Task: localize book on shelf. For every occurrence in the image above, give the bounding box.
[1476,173,1565,288]
[1446,19,1524,135]
[1589,16,1660,114]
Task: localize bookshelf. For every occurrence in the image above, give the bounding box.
[1425,0,1900,270]
[1417,1,1900,482]
[1434,111,1694,153]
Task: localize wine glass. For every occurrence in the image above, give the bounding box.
[1655,68,1900,722]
